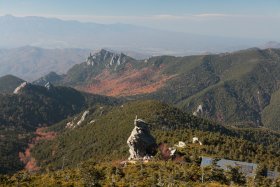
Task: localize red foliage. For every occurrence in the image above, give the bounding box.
[79,64,176,97]
[158,143,172,160]
[19,127,56,172]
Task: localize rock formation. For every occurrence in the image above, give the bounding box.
[13,82,29,94]
[44,82,54,90]
[175,141,186,148]
[86,49,126,68]
[192,137,203,145]
[77,110,90,126]
[127,116,157,160]
[66,110,90,129]
[193,104,203,116]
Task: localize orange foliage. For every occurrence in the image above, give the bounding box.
[19,127,56,172]
[79,65,176,97]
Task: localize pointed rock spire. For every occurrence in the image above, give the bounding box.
[127,117,157,160]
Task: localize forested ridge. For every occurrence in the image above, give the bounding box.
[0,82,120,174]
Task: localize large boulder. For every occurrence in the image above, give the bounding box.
[127,116,157,160]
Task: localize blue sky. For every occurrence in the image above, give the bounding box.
[0,0,280,40]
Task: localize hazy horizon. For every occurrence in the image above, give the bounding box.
[1,0,280,41]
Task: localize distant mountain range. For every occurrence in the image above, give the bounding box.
[0,15,267,55]
[1,15,279,82]
[34,48,280,131]
[0,46,91,81]
[262,41,280,49]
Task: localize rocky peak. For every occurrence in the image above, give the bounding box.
[86,49,127,68]
[127,116,157,160]
[33,72,62,86]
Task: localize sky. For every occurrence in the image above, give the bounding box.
[0,0,280,40]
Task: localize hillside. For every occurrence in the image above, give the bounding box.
[0,84,86,131]
[0,100,278,185]
[0,75,25,94]
[32,100,280,171]
[8,100,275,186]
[36,48,280,131]
[262,89,280,130]
[0,81,121,174]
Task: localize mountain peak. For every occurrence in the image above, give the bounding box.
[99,49,114,55]
[86,49,127,68]
[33,71,63,86]
[0,74,23,81]
[0,75,25,94]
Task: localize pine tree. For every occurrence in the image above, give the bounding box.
[225,166,246,185]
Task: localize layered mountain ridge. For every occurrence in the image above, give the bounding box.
[34,48,280,131]
[0,15,264,55]
[0,46,92,81]
[1,54,280,185]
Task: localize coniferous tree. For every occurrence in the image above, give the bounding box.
[225,166,246,185]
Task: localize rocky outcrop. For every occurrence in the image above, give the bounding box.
[158,142,187,161]
[66,110,90,129]
[86,49,126,68]
[66,121,75,129]
[44,82,54,90]
[127,116,157,160]
[175,141,186,148]
[77,110,90,126]
[193,137,203,145]
[193,104,203,116]
[13,82,29,94]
